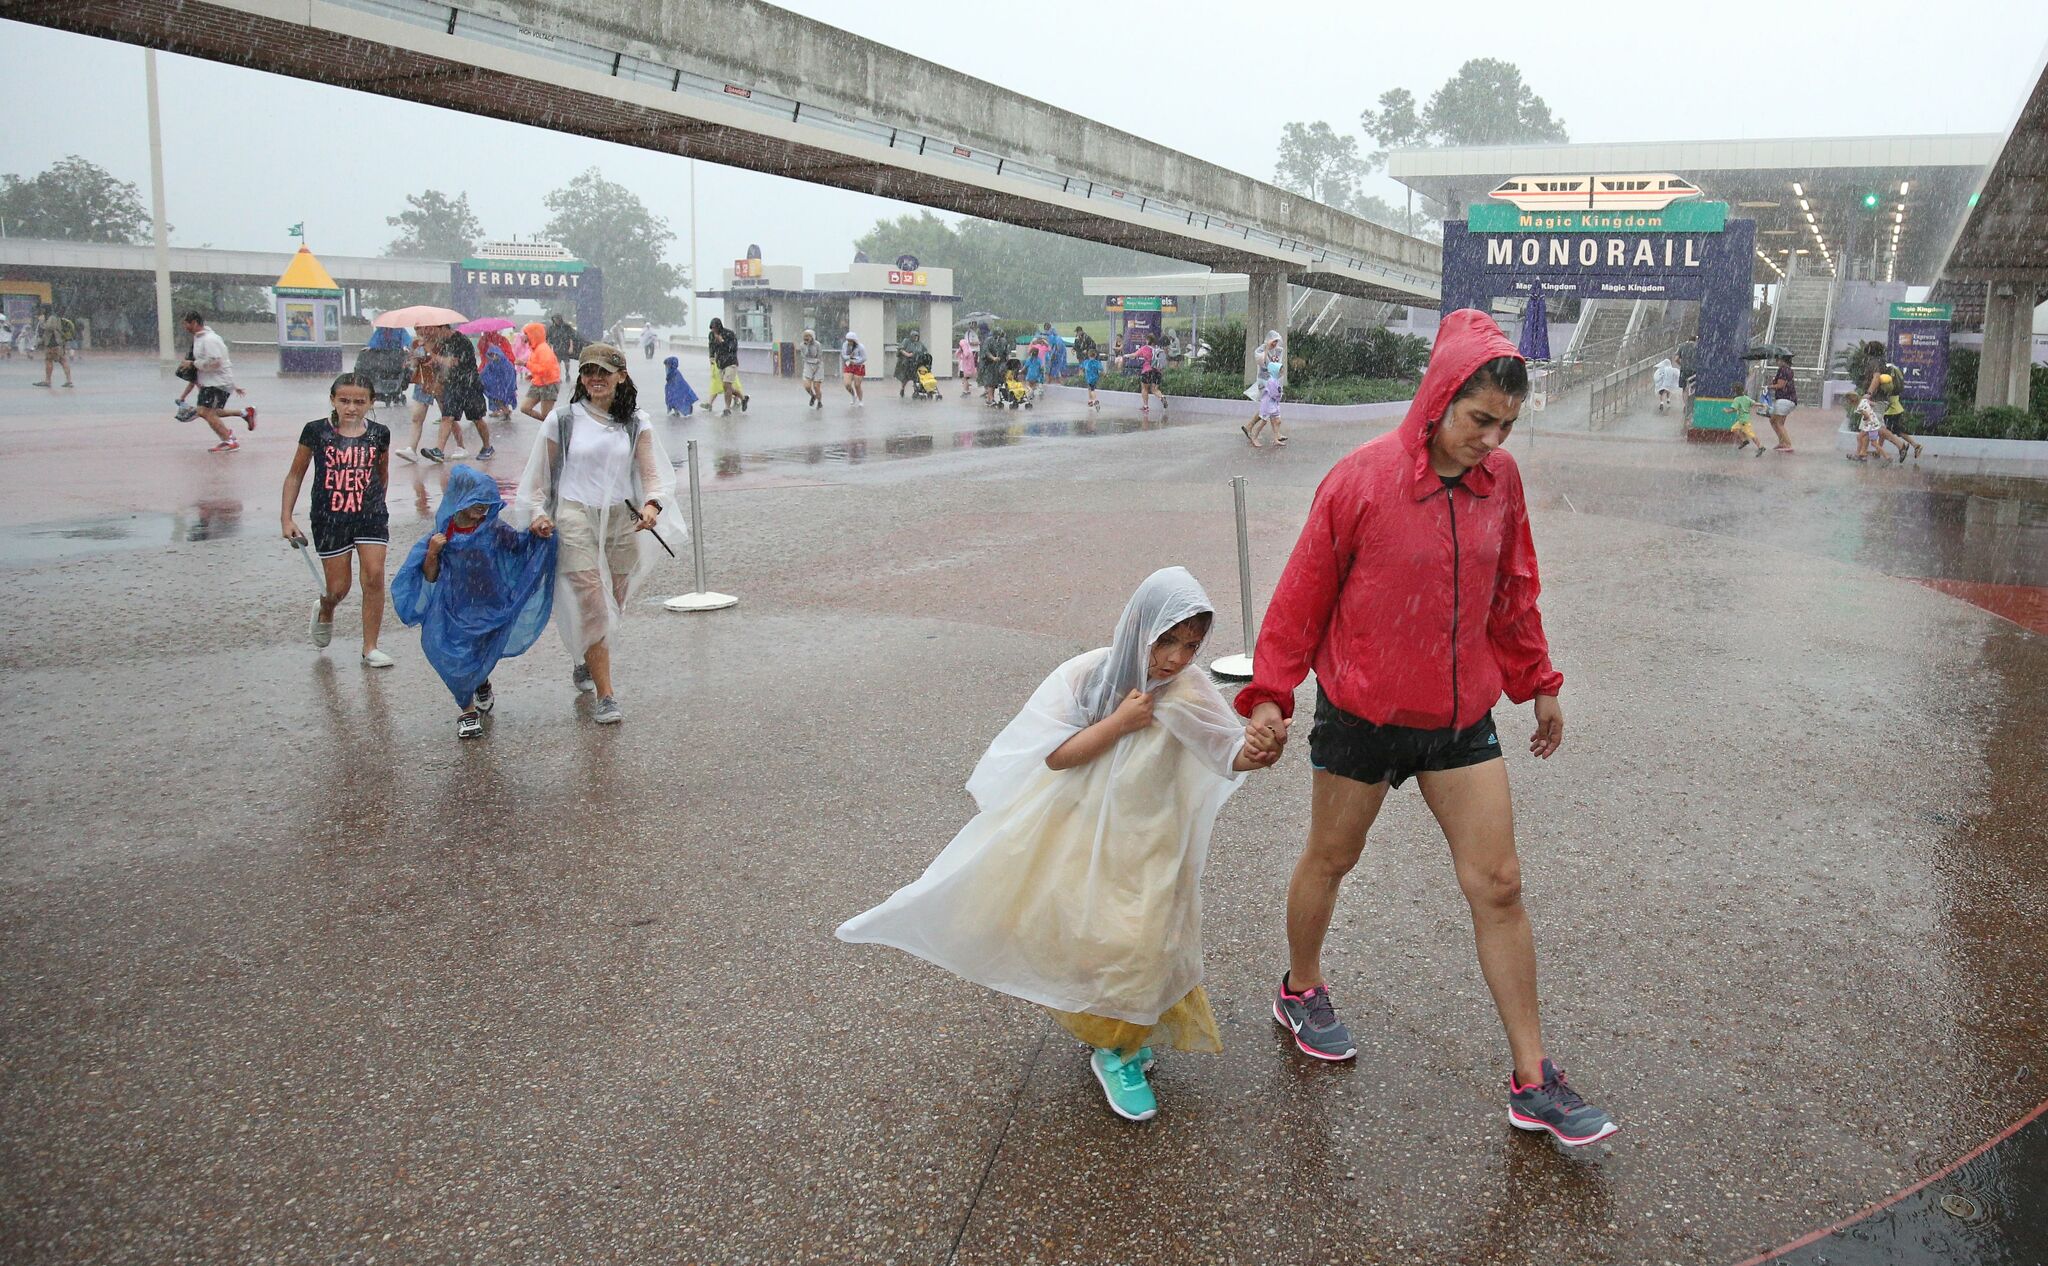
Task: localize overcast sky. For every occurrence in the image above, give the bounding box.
[2,1,2042,284]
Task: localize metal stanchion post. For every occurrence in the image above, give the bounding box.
[1209,475,1256,679]
[663,439,738,612]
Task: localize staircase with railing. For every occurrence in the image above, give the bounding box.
[1766,271,1835,400]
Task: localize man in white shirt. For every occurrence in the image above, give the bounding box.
[180,310,256,452]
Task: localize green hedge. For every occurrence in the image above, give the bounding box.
[1088,368,1412,406]
[1938,405,2048,441]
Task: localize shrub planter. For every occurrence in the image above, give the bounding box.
[1039,383,1411,424]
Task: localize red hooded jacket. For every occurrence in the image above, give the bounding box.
[1234,309,1562,730]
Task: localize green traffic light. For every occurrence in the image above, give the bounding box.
[1862,192,1881,209]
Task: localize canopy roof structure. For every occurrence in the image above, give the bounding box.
[1931,51,2048,322]
[1389,135,2000,285]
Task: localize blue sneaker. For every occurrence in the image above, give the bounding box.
[1508,1059,1618,1146]
[1274,973,1357,1062]
[1089,1048,1157,1121]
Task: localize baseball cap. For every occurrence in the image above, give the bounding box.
[577,342,628,373]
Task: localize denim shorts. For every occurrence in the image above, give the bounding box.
[1307,689,1501,788]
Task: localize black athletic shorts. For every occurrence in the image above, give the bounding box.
[312,511,390,558]
[197,385,232,409]
[1307,689,1502,788]
[1140,368,1164,386]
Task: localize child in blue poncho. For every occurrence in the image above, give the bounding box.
[663,355,699,418]
[392,464,559,739]
[481,343,520,419]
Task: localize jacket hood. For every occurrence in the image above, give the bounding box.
[664,356,680,371]
[436,464,504,535]
[521,321,547,346]
[1395,309,1522,493]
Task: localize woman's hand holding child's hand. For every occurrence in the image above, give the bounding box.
[1112,688,1154,735]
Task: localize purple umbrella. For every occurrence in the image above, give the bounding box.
[1516,295,1551,361]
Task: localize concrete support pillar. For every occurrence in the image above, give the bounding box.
[1244,269,1287,383]
[2006,284,2037,406]
[846,296,886,348]
[1977,283,2020,410]
[927,299,955,377]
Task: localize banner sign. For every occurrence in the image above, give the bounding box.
[1467,202,1728,233]
[1888,305,1952,427]
[462,256,584,274]
[1103,296,1180,313]
[1889,302,1952,322]
[734,258,763,279]
[887,269,930,287]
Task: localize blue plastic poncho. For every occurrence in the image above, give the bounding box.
[481,344,519,411]
[664,355,699,415]
[392,464,559,707]
[368,326,411,352]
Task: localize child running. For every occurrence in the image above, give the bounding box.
[391,465,559,740]
[800,330,825,409]
[1081,338,1105,409]
[837,567,1282,1122]
[1023,342,1047,402]
[280,372,394,667]
[1136,334,1169,417]
[1847,391,1911,463]
[1729,391,1765,455]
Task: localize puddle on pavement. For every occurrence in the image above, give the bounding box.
[693,414,1176,480]
[0,502,245,564]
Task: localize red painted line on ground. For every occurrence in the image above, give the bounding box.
[1732,1095,2048,1266]
[1909,577,2048,636]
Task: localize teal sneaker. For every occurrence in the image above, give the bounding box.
[1089,1048,1158,1121]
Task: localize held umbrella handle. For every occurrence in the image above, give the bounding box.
[288,532,325,588]
[625,499,677,558]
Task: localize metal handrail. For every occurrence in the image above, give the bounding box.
[1589,339,1683,430]
[327,0,1440,292]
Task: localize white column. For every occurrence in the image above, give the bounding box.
[847,296,886,350]
[1244,269,1288,384]
[145,50,175,371]
[927,298,955,377]
[2007,283,2038,406]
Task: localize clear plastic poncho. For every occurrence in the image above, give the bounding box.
[511,400,682,657]
[392,464,559,706]
[836,567,1249,1026]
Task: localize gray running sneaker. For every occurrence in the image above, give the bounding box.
[1508,1059,1618,1147]
[572,663,594,693]
[1274,974,1357,1062]
[593,696,623,725]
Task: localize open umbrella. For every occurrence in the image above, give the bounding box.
[373,304,467,329]
[458,317,516,335]
[1515,294,1551,361]
[1742,342,1793,360]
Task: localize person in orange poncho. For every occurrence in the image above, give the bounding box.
[518,320,563,422]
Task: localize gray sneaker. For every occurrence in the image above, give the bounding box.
[593,696,623,725]
[1274,973,1358,1062]
[1508,1059,1617,1147]
[572,663,595,693]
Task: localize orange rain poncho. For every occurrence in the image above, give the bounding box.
[522,321,562,387]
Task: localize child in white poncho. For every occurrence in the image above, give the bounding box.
[837,567,1282,1122]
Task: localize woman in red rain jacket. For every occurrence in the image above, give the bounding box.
[1239,308,1617,1146]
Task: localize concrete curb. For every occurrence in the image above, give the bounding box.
[1831,425,2048,474]
[1038,382,1412,423]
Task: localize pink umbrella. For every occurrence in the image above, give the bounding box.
[458,317,516,335]
[372,304,467,329]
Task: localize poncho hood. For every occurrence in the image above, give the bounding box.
[436,464,504,536]
[1394,308,1522,498]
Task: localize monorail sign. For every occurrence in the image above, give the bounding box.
[1438,196,1757,432]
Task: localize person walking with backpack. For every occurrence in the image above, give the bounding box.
[33,305,75,389]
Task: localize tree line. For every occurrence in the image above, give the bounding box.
[1271,58,1570,239]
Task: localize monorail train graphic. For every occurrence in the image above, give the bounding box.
[1488,174,1703,212]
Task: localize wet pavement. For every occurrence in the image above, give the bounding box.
[2,354,2044,1264]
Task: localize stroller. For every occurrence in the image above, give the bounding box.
[999,357,1032,409]
[353,339,410,409]
[911,351,939,400]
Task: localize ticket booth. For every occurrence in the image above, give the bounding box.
[273,245,344,375]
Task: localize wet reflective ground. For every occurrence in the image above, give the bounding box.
[2,356,2043,1263]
